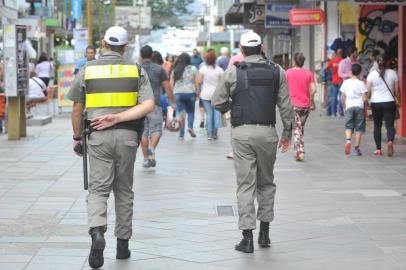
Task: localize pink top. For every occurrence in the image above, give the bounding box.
[227,53,244,69]
[338,57,363,80]
[286,67,315,108]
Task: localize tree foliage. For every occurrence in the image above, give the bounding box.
[147,0,194,28]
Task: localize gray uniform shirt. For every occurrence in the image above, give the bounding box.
[140,59,168,107]
[211,54,294,139]
[67,51,154,119]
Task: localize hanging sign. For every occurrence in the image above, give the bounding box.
[3,25,28,97]
[289,9,325,26]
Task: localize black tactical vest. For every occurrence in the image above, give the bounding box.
[231,61,280,127]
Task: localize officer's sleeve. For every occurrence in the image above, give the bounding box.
[137,68,154,104]
[276,66,294,140]
[211,66,236,113]
[67,66,86,104]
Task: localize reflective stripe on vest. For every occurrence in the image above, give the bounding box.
[84,65,139,80]
[86,92,138,108]
[84,63,139,108]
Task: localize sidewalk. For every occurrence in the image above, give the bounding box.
[0,112,406,270]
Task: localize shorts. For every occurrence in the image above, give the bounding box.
[143,106,163,137]
[345,106,365,133]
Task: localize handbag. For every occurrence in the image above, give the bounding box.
[381,75,400,120]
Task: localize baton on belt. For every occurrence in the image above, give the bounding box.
[82,113,91,190]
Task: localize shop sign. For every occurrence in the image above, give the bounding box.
[3,25,28,97]
[243,4,265,26]
[17,18,40,39]
[289,9,325,26]
[265,3,295,28]
[57,64,75,107]
[73,28,88,60]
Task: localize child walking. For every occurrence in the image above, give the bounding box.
[340,64,368,156]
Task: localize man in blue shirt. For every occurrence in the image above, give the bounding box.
[74,45,96,74]
[191,48,203,69]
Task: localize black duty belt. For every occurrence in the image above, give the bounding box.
[106,120,142,131]
[89,119,143,132]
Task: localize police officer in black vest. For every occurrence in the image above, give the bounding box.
[212,31,294,253]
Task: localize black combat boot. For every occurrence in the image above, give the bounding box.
[88,226,106,269]
[116,238,131,259]
[258,221,271,248]
[235,229,254,253]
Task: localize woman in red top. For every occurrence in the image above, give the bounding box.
[286,53,316,161]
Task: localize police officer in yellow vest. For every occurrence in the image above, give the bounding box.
[67,26,154,269]
[212,31,294,253]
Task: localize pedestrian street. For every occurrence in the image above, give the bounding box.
[0,112,406,270]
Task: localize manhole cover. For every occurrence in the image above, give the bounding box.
[216,205,236,216]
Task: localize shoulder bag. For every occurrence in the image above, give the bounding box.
[381,75,400,120]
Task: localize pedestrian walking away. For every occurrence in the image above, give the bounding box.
[325,48,344,117]
[35,52,54,90]
[170,52,199,139]
[140,45,174,168]
[212,31,294,254]
[67,26,154,269]
[286,52,316,161]
[340,63,368,156]
[198,50,224,140]
[366,55,402,157]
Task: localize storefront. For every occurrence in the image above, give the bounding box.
[356,2,406,137]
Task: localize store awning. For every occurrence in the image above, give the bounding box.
[214,3,244,26]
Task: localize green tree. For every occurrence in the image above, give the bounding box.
[118,0,195,28]
[147,0,194,28]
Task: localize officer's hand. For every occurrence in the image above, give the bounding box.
[91,114,118,130]
[278,138,291,153]
[73,140,83,157]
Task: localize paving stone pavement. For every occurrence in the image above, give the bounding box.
[0,111,406,270]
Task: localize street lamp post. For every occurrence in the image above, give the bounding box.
[87,0,92,45]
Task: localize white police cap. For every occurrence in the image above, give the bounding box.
[240,31,262,47]
[104,26,128,46]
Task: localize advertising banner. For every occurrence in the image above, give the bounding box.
[244,4,265,26]
[71,0,82,21]
[265,3,295,28]
[57,64,75,107]
[289,9,325,26]
[3,25,28,97]
[73,28,88,60]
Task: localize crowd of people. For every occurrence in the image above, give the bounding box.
[144,46,232,141]
[323,46,402,157]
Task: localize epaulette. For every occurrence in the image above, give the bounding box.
[235,61,248,69]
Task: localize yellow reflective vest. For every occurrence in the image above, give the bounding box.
[84,63,140,108]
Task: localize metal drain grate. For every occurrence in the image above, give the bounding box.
[216,205,236,216]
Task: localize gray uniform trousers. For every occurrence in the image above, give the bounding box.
[231,125,278,230]
[87,128,138,240]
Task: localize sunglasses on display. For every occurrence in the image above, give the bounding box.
[359,17,398,35]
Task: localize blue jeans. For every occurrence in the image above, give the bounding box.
[326,82,333,116]
[330,84,343,116]
[175,93,196,137]
[201,99,221,138]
